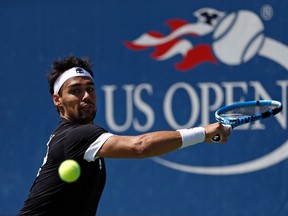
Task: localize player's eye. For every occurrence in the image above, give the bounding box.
[70,88,81,94]
[87,87,95,92]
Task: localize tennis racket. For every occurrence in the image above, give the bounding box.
[212,100,283,142]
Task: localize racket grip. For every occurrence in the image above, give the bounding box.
[211,124,232,143]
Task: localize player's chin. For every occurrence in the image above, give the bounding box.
[78,110,96,124]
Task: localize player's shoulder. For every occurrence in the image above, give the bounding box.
[57,119,107,135]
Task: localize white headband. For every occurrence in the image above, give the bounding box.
[53,67,93,94]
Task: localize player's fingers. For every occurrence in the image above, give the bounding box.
[209,123,231,143]
[219,136,228,143]
[205,122,232,143]
[222,124,232,133]
[218,124,232,143]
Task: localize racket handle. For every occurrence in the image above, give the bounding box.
[211,124,232,143]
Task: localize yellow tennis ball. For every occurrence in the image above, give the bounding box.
[58,159,81,183]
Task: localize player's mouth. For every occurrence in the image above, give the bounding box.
[80,103,95,111]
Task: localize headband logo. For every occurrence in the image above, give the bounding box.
[53,67,92,94]
[75,68,84,74]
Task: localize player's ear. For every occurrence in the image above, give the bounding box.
[53,94,62,107]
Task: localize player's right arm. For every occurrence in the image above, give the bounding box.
[96,122,230,159]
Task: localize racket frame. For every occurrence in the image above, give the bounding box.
[215,100,282,129]
[212,100,282,142]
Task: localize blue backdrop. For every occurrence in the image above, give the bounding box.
[1,0,288,215]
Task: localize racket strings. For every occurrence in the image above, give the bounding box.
[219,105,277,118]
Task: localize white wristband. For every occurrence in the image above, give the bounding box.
[177,127,206,148]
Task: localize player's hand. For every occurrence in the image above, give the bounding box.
[203,122,231,143]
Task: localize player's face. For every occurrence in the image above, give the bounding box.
[54,77,97,124]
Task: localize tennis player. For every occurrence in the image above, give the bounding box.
[18,55,231,216]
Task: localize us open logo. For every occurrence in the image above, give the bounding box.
[125,7,288,72]
[119,6,288,175]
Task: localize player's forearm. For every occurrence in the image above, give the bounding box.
[132,131,183,158]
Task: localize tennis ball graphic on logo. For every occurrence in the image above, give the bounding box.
[212,10,265,65]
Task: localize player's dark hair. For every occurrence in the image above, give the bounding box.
[47,55,94,95]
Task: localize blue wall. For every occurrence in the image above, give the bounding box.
[1,0,288,215]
